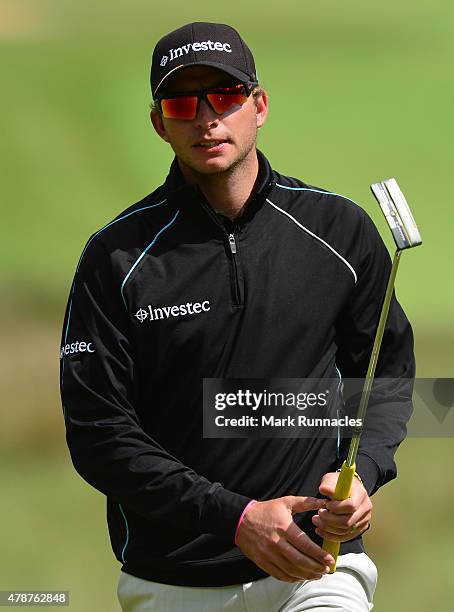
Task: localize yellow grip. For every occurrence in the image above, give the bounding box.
[322,461,356,572]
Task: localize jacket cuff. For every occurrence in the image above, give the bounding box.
[201,485,254,542]
[355,453,381,495]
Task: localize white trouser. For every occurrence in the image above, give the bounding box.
[117,552,377,611]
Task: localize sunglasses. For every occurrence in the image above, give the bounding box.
[156,82,258,121]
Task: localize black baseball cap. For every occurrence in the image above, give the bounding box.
[151,22,258,98]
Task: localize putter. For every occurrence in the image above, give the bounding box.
[322,178,422,572]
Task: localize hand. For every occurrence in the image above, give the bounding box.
[236,496,335,583]
[312,472,372,542]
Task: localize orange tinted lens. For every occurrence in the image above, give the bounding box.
[206,88,248,115]
[161,96,198,120]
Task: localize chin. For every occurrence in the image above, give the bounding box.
[186,156,235,176]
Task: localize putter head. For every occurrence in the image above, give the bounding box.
[370,178,422,250]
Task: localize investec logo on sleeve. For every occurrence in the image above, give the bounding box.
[135,300,211,323]
[161,40,232,65]
[60,340,95,359]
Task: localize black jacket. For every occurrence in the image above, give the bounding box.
[59,150,414,586]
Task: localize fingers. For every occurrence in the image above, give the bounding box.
[319,472,367,509]
[286,520,334,567]
[235,496,335,582]
[254,539,330,582]
[273,554,326,581]
[314,519,370,542]
[256,515,334,580]
[286,495,327,514]
[314,506,370,531]
[276,539,331,580]
[313,507,372,541]
[324,492,369,515]
[318,472,338,498]
[315,473,372,541]
[243,528,330,582]
[262,560,302,583]
[254,559,308,583]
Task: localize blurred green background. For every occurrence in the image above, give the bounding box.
[0,0,453,610]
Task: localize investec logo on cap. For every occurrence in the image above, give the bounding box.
[161,40,233,66]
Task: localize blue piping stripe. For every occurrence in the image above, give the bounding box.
[70,199,168,302]
[266,198,358,283]
[64,296,73,346]
[120,210,180,308]
[275,183,359,208]
[63,199,167,345]
[335,365,343,459]
[60,297,74,387]
[60,199,167,398]
[118,504,130,563]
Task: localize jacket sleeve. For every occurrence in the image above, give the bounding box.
[334,210,415,496]
[59,236,251,540]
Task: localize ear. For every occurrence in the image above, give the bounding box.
[255,89,269,129]
[150,110,170,142]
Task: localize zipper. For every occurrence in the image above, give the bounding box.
[227,231,241,305]
[196,196,243,306]
[228,233,237,254]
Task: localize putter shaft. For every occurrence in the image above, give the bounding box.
[322,176,421,573]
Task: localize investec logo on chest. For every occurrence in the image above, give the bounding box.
[160,41,232,66]
[135,300,211,323]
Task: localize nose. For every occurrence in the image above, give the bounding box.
[194,98,220,128]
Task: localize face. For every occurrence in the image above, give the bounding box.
[150,66,268,177]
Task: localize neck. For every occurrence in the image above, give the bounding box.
[177,149,259,220]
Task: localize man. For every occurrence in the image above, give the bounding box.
[60,21,414,611]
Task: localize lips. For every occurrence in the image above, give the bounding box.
[193,139,229,149]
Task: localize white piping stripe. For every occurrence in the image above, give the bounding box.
[275,183,359,207]
[266,198,358,283]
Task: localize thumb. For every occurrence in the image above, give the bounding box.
[285,495,326,514]
[319,481,336,498]
[319,472,337,499]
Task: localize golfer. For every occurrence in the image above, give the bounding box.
[59,21,415,611]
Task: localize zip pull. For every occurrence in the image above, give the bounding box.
[228,233,237,254]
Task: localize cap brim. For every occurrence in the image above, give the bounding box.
[153,62,255,97]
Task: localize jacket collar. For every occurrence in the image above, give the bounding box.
[162,149,276,226]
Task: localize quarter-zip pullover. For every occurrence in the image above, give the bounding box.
[60,150,414,586]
